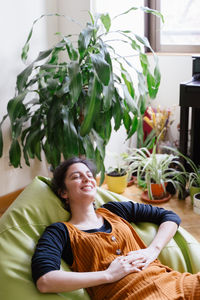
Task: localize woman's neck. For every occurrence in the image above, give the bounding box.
[69,204,103,230]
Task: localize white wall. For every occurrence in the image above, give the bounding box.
[149,54,192,146]
[0,0,194,195]
[0,0,92,196]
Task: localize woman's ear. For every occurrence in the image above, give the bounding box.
[60,189,69,199]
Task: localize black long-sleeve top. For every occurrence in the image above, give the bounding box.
[31,201,181,283]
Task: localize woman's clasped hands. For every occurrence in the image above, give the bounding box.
[105,247,160,283]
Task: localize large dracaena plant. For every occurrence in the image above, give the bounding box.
[0,7,163,184]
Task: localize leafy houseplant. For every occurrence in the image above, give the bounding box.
[126,143,186,200]
[0,8,162,183]
[170,150,200,204]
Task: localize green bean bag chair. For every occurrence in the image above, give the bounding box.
[0,176,200,300]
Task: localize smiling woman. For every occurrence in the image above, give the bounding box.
[31,156,200,299]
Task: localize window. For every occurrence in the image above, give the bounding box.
[145,0,200,53]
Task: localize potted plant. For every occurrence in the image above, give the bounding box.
[182,158,200,204]
[0,8,163,184]
[106,152,131,194]
[188,164,200,204]
[126,142,186,202]
[193,192,200,215]
[167,149,200,204]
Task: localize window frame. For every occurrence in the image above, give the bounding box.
[145,0,200,53]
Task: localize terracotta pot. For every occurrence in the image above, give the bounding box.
[150,183,167,199]
[141,191,171,204]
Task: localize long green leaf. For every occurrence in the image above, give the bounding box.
[103,79,114,111]
[21,13,81,62]
[80,76,100,136]
[123,110,131,131]
[127,115,138,139]
[147,72,158,99]
[139,53,149,75]
[112,92,123,131]
[91,53,110,86]
[43,139,61,170]
[62,107,79,157]
[82,135,95,160]
[95,148,105,185]
[141,6,164,23]
[100,14,111,32]
[92,129,105,160]
[68,61,82,106]
[7,91,28,124]
[9,139,21,167]
[18,48,54,92]
[63,37,78,61]
[135,34,152,51]
[78,25,94,59]
[122,85,138,113]
[113,7,138,20]
[17,64,34,93]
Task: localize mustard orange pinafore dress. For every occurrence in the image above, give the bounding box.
[63,208,200,300]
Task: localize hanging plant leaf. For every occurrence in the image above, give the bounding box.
[63,37,78,61]
[102,79,114,111]
[9,139,21,168]
[123,110,131,131]
[43,139,61,170]
[82,135,95,160]
[95,148,105,185]
[68,61,82,107]
[91,129,105,160]
[78,25,94,59]
[139,53,149,75]
[122,85,138,113]
[17,64,34,93]
[112,93,123,131]
[100,13,111,32]
[7,91,28,124]
[62,107,79,157]
[91,53,110,86]
[139,95,147,115]
[147,72,158,99]
[80,76,101,136]
[141,7,164,23]
[127,115,138,139]
[113,7,138,19]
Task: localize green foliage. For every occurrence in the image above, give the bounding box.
[126,143,186,200]
[167,147,200,189]
[0,9,162,182]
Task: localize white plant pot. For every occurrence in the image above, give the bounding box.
[193,193,200,215]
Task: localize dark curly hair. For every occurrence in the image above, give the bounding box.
[51,157,96,211]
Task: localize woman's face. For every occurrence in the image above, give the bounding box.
[61,163,97,205]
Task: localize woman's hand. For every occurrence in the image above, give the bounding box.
[105,255,143,283]
[124,246,160,270]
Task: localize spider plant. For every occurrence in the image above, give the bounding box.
[165,147,200,202]
[127,142,186,200]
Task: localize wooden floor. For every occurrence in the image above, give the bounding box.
[104,183,200,242]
